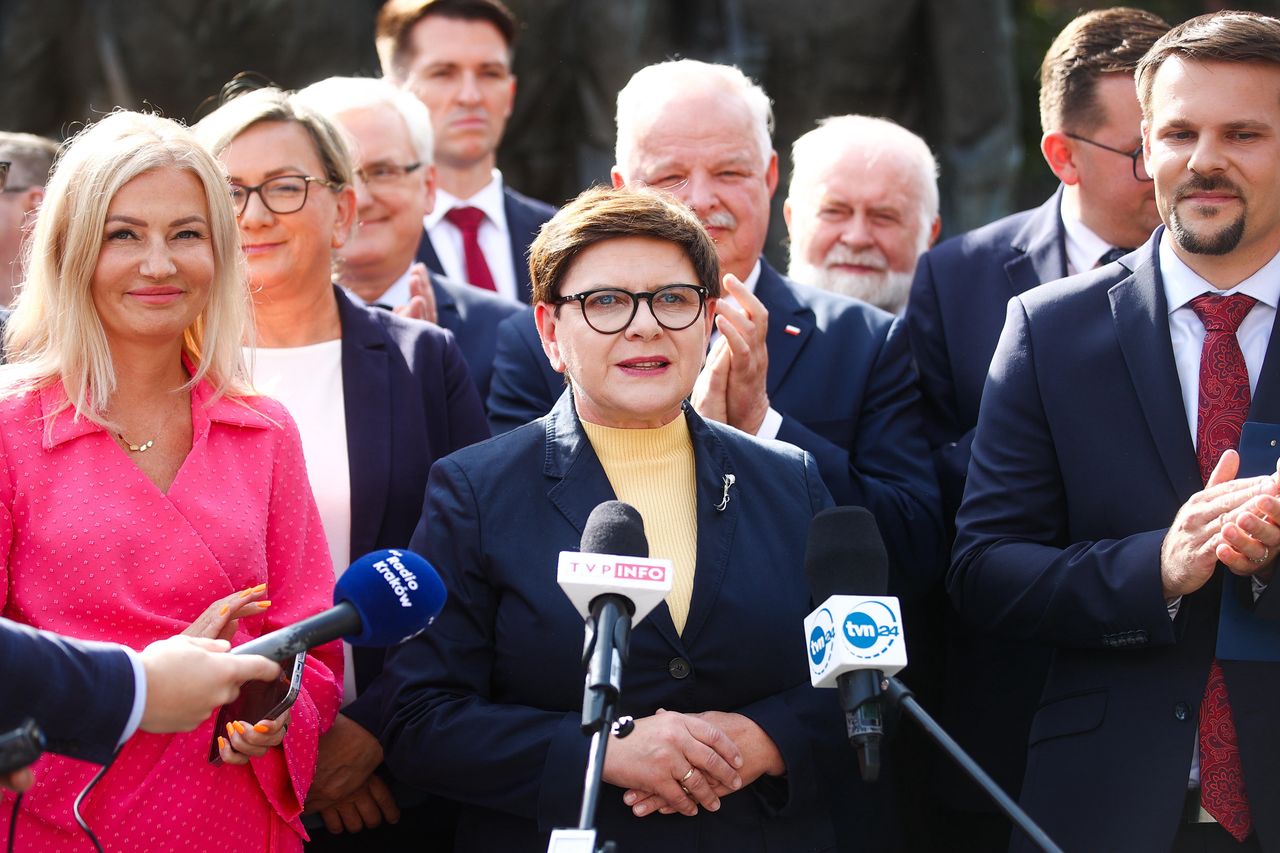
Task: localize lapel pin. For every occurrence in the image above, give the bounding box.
[784,324,801,336]
[715,473,736,511]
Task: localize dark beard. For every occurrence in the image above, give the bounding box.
[1169,206,1245,255]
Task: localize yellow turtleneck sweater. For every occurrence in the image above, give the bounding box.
[582,415,699,633]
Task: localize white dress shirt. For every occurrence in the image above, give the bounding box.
[344,265,414,310]
[1061,207,1118,276]
[425,170,518,302]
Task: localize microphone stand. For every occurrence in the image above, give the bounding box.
[865,676,1063,853]
[549,598,633,853]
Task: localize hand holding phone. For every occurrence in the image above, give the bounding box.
[209,651,305,765]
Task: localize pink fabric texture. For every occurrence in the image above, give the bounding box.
[0,378,342,852]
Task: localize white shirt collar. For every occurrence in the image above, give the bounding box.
[343,264,414,309]
[425,168,508,231]
[1160,232,1280,313]
[1060,206,1115,276]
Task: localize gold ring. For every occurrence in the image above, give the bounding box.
[681,768,695,783]
[1254,547,1271,565]
[680,785,691,796]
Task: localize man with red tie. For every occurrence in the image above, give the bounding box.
[375,0,555,304]
[951,11,1280,851]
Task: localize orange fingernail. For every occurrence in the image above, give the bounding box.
[256,600,271,609]
[219,604,230,616]
[226,722,235,738]
[253,723,270,733]
[239,589,252,598]
[252,583,267,593]
[218,736,227,751]
[234,722,247,735]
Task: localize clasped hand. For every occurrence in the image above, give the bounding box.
[602,709,783,818]
[691,273,770,434]
[1162,450,1280,599]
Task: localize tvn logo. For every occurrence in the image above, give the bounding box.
[805,595,908,688]
[563,559,668,583]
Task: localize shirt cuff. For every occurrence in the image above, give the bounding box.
[117,646,147,748]
[755,407,783,441]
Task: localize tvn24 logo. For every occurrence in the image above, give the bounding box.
[809,600,901,678]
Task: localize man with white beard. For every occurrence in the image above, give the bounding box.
[784,116,940,314]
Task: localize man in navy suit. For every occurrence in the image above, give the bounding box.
[302,76,523,402]
[376,0,555,305]
[491,60,941,597]
[902,11,1169,846]
[953,12,1280,850]
[0,621,280,789]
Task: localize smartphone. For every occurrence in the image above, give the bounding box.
[208,651,306,764]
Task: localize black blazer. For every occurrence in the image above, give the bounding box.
[951,232,1280,851]
[415,185,556,304]
[0,618,135,765]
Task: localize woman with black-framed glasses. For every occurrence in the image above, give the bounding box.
[193,87,489,848]
[380,186,846,852]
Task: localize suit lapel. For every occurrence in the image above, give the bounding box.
[1248,307,1280,425]
[429,271,462,331]
[1005,187,1068,297]
[676,407,739,649]
[336,287,393,557]
[753,261,814,395]
[1109,244,1202,500]
[414,228,445,277]
[503,189,535,304]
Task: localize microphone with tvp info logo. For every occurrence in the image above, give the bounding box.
[801,507,1064,853]
[549,501,673,853]
[232,549,447,661]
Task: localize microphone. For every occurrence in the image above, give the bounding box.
[232,549,447,662]
[803,506,904,782]
[557,501,672,733]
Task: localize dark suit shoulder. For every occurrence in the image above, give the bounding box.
[769,268,896,335]
[925,206,1040,266]
[503,185,557,222]
[1017,261,1128,319]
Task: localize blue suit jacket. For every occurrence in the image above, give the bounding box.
[427,270,524,405]
[950,233,1280,851]
[0,618,134,764]
[415,185,556,305]
[487,260,943,600]
[379,392,852,852]
[331,287,491,733]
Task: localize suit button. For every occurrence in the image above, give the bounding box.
[668,657,691,679]
[1174,702,1190,722]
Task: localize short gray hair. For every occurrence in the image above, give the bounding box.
[615,60,774,174]
[789,115,940,230]
[295,76,435,166]
[0,132,59,190]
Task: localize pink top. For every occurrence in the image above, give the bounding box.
[0,378,342,852]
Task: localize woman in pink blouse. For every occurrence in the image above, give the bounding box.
[0,112,341,851]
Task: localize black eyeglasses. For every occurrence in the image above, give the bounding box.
[355,162,423,186]
[554,284,709,334]
[230,174,339,216]
[1064,133,1152,182]
[0,162,9,192]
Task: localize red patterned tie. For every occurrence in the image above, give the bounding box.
[444,206,498,292]
[1189,292,1257,841]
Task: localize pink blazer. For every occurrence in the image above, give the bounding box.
[0,378,342,852]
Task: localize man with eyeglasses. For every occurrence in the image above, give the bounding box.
[375,0,555,305]
[297,77,522,403]
[902,8,1169,850]
[0,133,58,307]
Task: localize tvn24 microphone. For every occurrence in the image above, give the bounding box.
[232,549,446,662]
[803,506,903,782]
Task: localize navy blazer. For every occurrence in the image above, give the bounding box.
[331,287,491,734]
[951,233,1280,851]
[427,270,524,404]
[415,185,556,304]
[379,392,852,852]
[487,260,943,600]
[0,618,134,765]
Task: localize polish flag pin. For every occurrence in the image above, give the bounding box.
[784,324,801,336]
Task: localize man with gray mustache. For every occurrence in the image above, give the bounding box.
[784,116,941,315]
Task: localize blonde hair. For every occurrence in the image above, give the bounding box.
[3,111,254,424]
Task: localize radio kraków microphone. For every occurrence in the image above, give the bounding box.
[557,501,672,732]
[803,506,903,782]
[232,549,446,662]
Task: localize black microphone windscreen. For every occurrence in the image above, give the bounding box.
[580,500,649,558]
[804,506,889,601]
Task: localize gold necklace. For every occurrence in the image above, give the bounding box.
[116,397,183,454]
